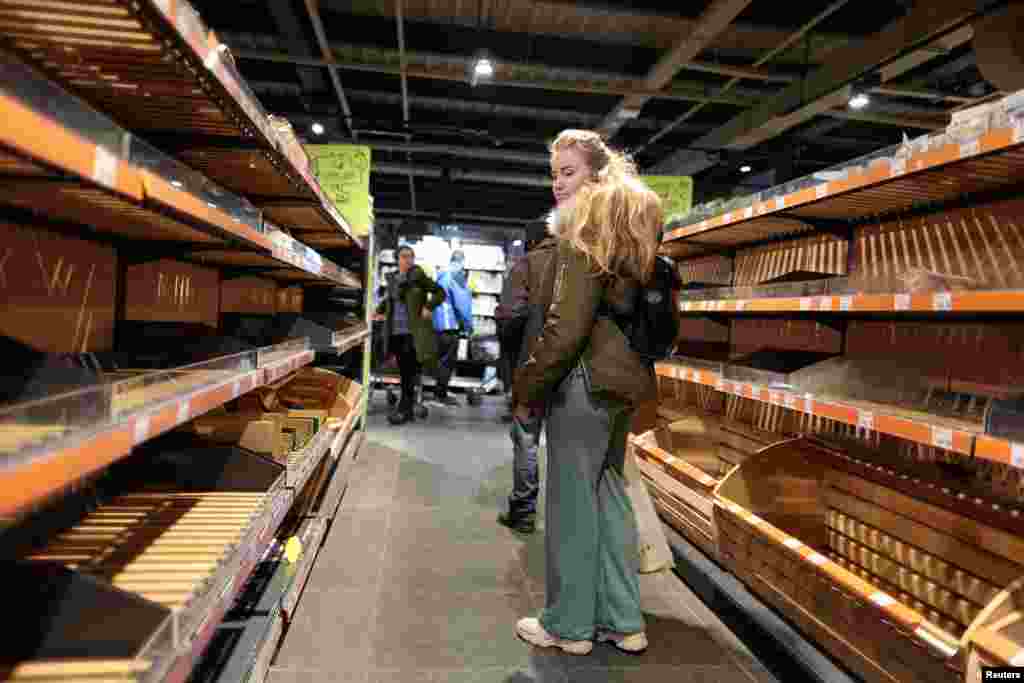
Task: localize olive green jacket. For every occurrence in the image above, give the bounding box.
[377,266,446,369]
[512,240,656,408]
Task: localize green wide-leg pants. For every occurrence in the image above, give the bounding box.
[539,365,644,641]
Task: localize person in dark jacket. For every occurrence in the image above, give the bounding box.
[495,220,556,533]
[513,130,662,657]
[432,250,474,406]
[374,245,446,425]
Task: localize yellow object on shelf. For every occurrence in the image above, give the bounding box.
[284,535,303,564]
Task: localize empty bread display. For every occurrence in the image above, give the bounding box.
[632,415,785,560]
[714,437,1024,683]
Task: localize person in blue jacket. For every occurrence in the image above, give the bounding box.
[432,250,474,406]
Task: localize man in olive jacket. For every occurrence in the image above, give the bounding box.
[375,245,446,424]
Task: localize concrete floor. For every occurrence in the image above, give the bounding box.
[267,393,782,683]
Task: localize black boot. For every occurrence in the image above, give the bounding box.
[498,508,536,533]
[388,405,414,425]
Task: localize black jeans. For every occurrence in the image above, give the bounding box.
[435,330,460,399]
[391,334,420,411]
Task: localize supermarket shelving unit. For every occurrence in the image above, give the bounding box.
[648,105,1024,683]
[0,2,373,682]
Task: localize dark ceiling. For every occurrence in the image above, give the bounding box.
[187,0,1003,232]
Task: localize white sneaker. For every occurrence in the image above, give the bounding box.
[515,617,593,655]
[596,629,648,654]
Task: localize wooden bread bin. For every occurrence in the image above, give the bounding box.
[631,414,783,560]
[714,437,1024,683]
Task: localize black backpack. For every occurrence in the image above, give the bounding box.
[605,256,680,363]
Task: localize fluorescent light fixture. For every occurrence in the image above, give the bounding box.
[473,57,494,78]
[740,165,752,173]
[848,92,871,110]
[311,122,325,135]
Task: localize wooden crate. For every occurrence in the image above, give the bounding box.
[632,416,781,560]
[962,576,1024,680]
[714,437,1024,683]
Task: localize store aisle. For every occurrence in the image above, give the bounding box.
[267,395,780,683]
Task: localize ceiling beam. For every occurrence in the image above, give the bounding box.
[394,0,417,212]
[302,0,355,137]
[375,208,535,225]
[640,0,853,155]
[326,0,855,56]
[373,163,552,188]
[687,1,991,154]
[599,0,754,138]
[265,0,325,105]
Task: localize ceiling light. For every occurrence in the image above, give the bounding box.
[740,165,752,174]
[311,122,325,135]
[512,239,523,247]
[848,92,871,110]
[473,58,494,78]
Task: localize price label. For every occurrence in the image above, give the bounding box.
[783,538,803,549]
[895,294,911,311]
[735,299,746,311]
[870,592,895,608]
[840,296,853,312]
[744,207,754,219]
[177,400,190,423]
[819,297,833,311]
[775,196,786,210]
[858,411,875,431]
[932,427,953,450]
[960,139,981,158]
[93,146,118,189]
[784,394,797,410]
[815,184,828,199]
[933,292,952,311]
[892,158,907,176]
[1012,443,1024,469]
[134,415,151,445]
[800,297,813,311]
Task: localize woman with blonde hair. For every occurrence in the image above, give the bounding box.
[512,129,663,655]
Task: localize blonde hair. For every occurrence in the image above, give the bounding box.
[550,129,662,282]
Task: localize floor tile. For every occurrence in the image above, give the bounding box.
[562,613,736,669]
[273,587,377,669]
[381,539,527,593]
[306,509,391,590]
[365,661,568,683]
[371,589,558,670]
[564,667,702,682]
[266,669,367,683]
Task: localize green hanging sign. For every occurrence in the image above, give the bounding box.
[306,144,373,237]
